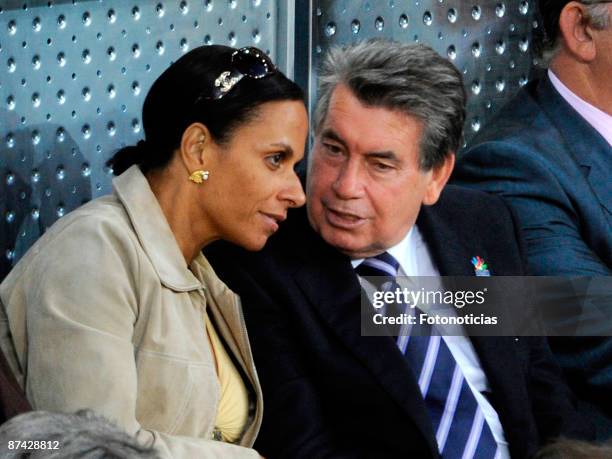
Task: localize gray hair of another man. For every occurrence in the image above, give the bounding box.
[312,39,466,171]
[0,410,160,458]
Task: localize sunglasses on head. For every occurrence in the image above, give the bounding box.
[195,47,277,103]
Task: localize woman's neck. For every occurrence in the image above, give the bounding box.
[146,166,218,265]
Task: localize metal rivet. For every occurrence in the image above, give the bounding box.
[471,42,482,58]
[156,3,165,17]
[32,93,41,107]
[496,3,506,18]
[471,118,481,132]
[471,6,482,21]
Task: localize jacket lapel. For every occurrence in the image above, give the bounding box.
[416,205,474,276]
[537,76,612,216]
[291,227,439,455]
[195,255,263,445]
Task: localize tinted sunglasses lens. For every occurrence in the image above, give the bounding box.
[232,48,274,78]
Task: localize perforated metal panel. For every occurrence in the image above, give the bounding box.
[0,0,290,276]
[0,0,542,278]
[311,0,539,143]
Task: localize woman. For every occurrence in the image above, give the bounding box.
[0,45,307,458]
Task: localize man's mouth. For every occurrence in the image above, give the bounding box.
[324,205,367,229]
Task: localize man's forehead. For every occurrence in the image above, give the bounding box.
[319,87,423,152]
[323,85,421,132]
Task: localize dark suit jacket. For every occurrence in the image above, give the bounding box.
[454,75,611,276]
[453,75,612,436]
[206,186,590,459]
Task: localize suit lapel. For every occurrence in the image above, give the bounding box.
[537,76,612,216]
[416,205,474,276]
[290,226,439,455]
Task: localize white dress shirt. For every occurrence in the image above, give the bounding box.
[353,226,510,458]
[548,69,612,147]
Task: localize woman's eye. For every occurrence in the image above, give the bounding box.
[266,153,284,168]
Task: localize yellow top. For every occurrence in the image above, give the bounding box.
[205,314,250,443]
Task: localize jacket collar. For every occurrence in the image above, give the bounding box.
[537,75,612,214]
[113,165,202,291]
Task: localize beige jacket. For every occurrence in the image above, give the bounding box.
[0,166,262,458]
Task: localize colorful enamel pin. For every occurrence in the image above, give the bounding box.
[471,256,491,276]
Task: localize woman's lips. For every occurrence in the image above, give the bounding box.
[324,206,366,229]
[259,212,284,233]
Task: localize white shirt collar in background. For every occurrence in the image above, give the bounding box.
[548,69,612,147]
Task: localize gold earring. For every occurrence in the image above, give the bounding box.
[188,170,210,184]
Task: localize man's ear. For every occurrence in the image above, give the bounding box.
[422,153,455,206]
[179,122,213,170]
[558,1,597,62]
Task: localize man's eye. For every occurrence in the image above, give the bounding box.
[372,162,394,172]
[324,143,342,155]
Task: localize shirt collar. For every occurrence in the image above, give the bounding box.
[548,69,612,147]
[112,165,204,291]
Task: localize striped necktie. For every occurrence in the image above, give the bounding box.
[356,252,499,459]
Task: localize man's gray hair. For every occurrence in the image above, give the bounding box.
[542,1,611,65]
[313,39,466,170]
[0,410,160,458]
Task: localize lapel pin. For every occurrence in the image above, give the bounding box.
[471,256,491,276]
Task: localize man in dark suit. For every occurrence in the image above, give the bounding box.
[207,40,590,458]
[454,0,611,437]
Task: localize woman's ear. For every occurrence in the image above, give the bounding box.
[179,122,213,170]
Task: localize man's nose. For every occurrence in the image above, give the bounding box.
[331,159,364,199]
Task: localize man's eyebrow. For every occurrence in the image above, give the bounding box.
[320,129,347,148]
[321,129,401,163]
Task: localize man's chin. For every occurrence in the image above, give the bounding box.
[318,229,364,258]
